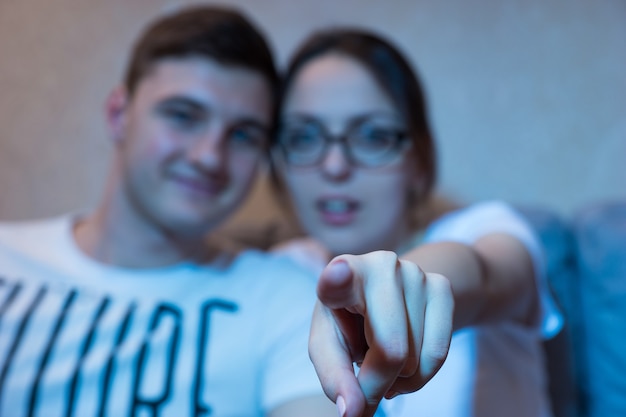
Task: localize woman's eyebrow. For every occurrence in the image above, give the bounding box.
[350,111,402,122]
[280,113,321,124]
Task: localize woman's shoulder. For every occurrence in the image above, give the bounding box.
[424,200,531,243]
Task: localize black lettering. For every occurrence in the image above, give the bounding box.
[131,303,181,417]
[0,280,22,318]
[27,290,76,417]
[97,303,136,417]
[65,296,110,417]
[193,299,238,417]
[0,284,45,412]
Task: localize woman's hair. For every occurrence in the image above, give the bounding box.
[274,27,437,197]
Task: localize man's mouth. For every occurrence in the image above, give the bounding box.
[172,174,225,197]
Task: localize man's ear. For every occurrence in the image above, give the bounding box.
[105,86,129,144]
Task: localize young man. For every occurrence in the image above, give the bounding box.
[0,5,453,417]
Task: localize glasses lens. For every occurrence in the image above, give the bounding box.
[279,123,324,165]
[349,123,407,166]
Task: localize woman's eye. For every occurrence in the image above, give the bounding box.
[282,126,321,150]
[354,126,396,148]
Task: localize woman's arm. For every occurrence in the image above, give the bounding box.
[402,233,538,331]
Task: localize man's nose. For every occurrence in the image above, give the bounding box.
[187,130,227,170]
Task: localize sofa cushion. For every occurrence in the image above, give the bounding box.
[516,206,581,417]
[574,201,626,417]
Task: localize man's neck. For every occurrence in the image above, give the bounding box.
[73,206,224,270]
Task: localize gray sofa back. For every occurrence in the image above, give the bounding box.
[519,201,626,417]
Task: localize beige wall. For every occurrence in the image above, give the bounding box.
[1,0,624,224]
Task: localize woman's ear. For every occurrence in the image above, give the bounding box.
[405,152,424,199]
[105,86,129,144]
[408,176,428,230]
[412,174,427,201]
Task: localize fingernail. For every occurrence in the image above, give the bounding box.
[328,260,351,281]
[385,390,399,400]
[330,259,350,271]
[336,395,346,417]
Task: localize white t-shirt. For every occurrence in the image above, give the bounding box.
[276,201,562,417]
[0,215,323,416]
[376,201,562,417]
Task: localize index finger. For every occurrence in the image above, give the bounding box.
[317,258,362,310]
[309,301,367,417]
[348,253,410,416]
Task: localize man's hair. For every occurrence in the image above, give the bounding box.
[123,5,278,99]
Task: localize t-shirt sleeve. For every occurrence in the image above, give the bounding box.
[423,201,563,338]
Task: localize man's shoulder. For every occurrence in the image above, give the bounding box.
[232,249,318,279]
[0,215,75,275]
[0,215,69,249]
[226,249,318,298]
[0,216,74,288]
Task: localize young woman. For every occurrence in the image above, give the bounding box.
[271,28,562,417]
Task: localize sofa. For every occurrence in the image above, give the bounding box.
[217,197,626,417]
[518,200,626,417]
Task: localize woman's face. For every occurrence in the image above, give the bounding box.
[277,53,418,255]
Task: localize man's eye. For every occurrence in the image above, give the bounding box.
[229,127,265,148]
[161,107,203,129]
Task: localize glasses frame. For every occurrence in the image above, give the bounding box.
[277,119,411,168]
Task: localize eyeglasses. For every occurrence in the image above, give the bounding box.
[276,118,410,168]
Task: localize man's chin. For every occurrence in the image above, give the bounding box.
[163,210,231,239]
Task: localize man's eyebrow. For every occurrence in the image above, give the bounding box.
[235,118,270,133]
[155,95,270,131]
[156,96,207,111]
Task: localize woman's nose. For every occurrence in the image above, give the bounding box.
[320,143,352,180]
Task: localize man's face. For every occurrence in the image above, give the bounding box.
[110,57,272,238]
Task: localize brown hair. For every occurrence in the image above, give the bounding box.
[123,5,278,101]
[274,28,437,199]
